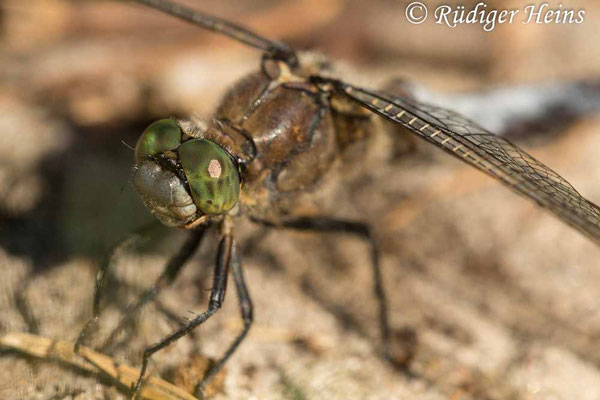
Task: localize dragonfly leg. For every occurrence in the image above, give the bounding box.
[254,217,392,361]
[196,238,253,397]
[13,275,40,335]
[74,222,160,355]
[132,229,233,399]
[99,226,208,353]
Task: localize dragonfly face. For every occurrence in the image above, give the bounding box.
[133,118,241,227]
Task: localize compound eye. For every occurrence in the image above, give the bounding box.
[135,118,182,164]
[179,139,240,215]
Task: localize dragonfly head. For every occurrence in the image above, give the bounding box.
[133,118,240,227]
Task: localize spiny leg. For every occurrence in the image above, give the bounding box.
[254,217,391,360]
[75,222,161,354]
[100,226,209,353]
[132,228,233,398]
[196,238,253,396]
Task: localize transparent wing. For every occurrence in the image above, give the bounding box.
[327,78,600,245]
[132,0,298,66]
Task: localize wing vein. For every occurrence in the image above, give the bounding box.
[332,80,600,244]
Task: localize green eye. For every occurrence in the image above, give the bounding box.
[179,139,240,215]
[135,118,182,164]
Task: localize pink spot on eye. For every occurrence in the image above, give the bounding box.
[208,159,222,178]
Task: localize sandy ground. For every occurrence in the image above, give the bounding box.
[2,1,600,399]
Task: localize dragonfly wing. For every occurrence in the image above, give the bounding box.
[407,79,600,137]
[133,0,298,66]
[325,78,600,245]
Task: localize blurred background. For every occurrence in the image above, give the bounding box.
[1,0,600,399]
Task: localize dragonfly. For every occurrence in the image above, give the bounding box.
[73,0,600,398]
